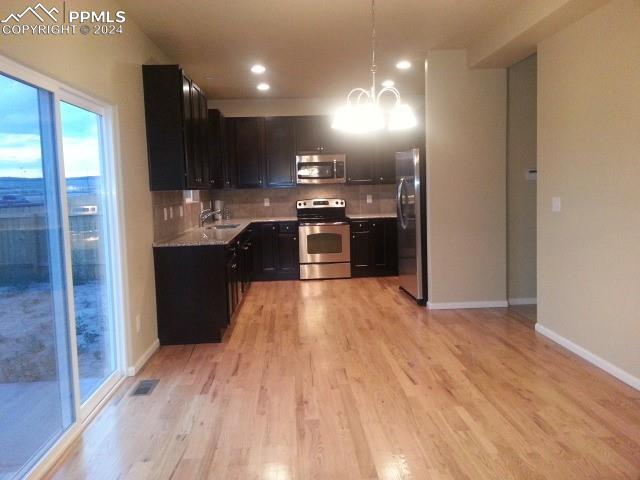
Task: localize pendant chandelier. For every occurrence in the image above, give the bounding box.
[332,0,417,134]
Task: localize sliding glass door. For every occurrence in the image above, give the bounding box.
[0,65,123,479]
[59,101,117,405]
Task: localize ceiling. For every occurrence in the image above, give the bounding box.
[120,0,528,99]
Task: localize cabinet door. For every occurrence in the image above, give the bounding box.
[385,219,398,275]
[372,219,398,276]
[182,75,196,187]
[187,81,206,189]
[208,109,224,188]
[264,117,296,188]
[234,117,264,188]
[197,85,210,187]
[350,221,373,277]
[294,116,321,153]
[259,223,278,276]
[223,117,238,188]
[374,134,398,185]
[345,134,375,184]
[277,230,299,276]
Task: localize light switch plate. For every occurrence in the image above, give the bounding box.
[552,196,562,213]
[366,194,373,204]
[169,206,173,219]
[179,206,184,218]
[264,198,270,207]
[163,208,168,221]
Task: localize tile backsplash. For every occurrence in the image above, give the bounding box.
[152,190,213,242]
[152,184,395,241]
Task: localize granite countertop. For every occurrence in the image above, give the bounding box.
[154,214,397,247]
[153,217,297,248]
[348,213,397,219]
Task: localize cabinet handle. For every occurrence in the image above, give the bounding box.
[380,177,384,182]
[352,235,355,239]
[293,237,297,241]
[373,223,376,227]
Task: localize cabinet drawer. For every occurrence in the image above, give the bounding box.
[279,222,297,233]
[351,220,371,232]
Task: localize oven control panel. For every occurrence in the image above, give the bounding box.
[297,198,346,209]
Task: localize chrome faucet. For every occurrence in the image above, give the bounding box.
[199,208,220,227]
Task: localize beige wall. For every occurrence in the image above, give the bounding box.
[507,54,537,302]
[425,51,507,306]
[0,0,171,369]
[537,0,640,379]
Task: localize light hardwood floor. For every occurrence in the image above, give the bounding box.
[46,278,640,479]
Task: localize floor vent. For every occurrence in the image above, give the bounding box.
[131,379,159,396]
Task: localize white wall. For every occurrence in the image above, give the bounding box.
[507,55,537,303]
[0,0,171,369]
[425,51,507,307]
[537,0,640,381]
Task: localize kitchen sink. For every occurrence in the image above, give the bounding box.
[206,224,240,230]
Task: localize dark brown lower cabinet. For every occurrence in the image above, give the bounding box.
[253,222,299,280]
[153,245,228,344]
[350,218,398,277]
[153,230,254,345]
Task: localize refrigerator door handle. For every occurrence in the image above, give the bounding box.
[397,178,409,230]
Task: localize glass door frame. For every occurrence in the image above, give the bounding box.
[0,54,128,478]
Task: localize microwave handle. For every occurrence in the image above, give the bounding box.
[333,159,337,178]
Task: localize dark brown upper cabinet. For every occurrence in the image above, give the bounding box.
[230,117,264,188]
[142,65,210,191]
[294,115,340,154]
[343,132,376,184]
[264,116,296,188]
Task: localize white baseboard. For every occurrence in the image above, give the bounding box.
[427,300,509,310]
[508,297,537,305]
[535,324,640,391]
[127,338,160,377]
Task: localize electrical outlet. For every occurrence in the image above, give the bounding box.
[366,194,373,204]
[163,208,168,221]
[552,196,562,213]
[264,198,270,207]
[135,314,141,333]
[179,206,184,217]
[209,200,212,209]
[169,206,173,219]
[200,201,203,210]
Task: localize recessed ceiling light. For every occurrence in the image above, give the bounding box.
[251,64,266,74]
[257,82,270,91]
[382,79,395,88]
[396,60,412,70]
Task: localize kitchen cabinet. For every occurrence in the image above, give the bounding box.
[231,117,264,188]
[350,218,398,277]
[294,115,340,154]
[142,65,210,191]
[207,109,225,189]
[343,133,376,184]
[264,116,296,187]
[346,130,424,185]
[253,222,299,280]
[276,223,299,277]
[153,245,228,344]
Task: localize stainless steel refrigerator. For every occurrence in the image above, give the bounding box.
[396,148,426,304]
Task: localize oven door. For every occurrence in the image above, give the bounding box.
[298,222,351,264]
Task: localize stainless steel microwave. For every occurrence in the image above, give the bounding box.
[296,154,346,184]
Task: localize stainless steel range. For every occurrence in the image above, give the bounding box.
[297,198,351,280]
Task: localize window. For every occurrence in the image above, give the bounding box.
[0,58,124,479]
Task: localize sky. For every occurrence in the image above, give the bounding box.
[0,73,101,179]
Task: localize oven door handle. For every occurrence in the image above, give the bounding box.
[299,221,350,226]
